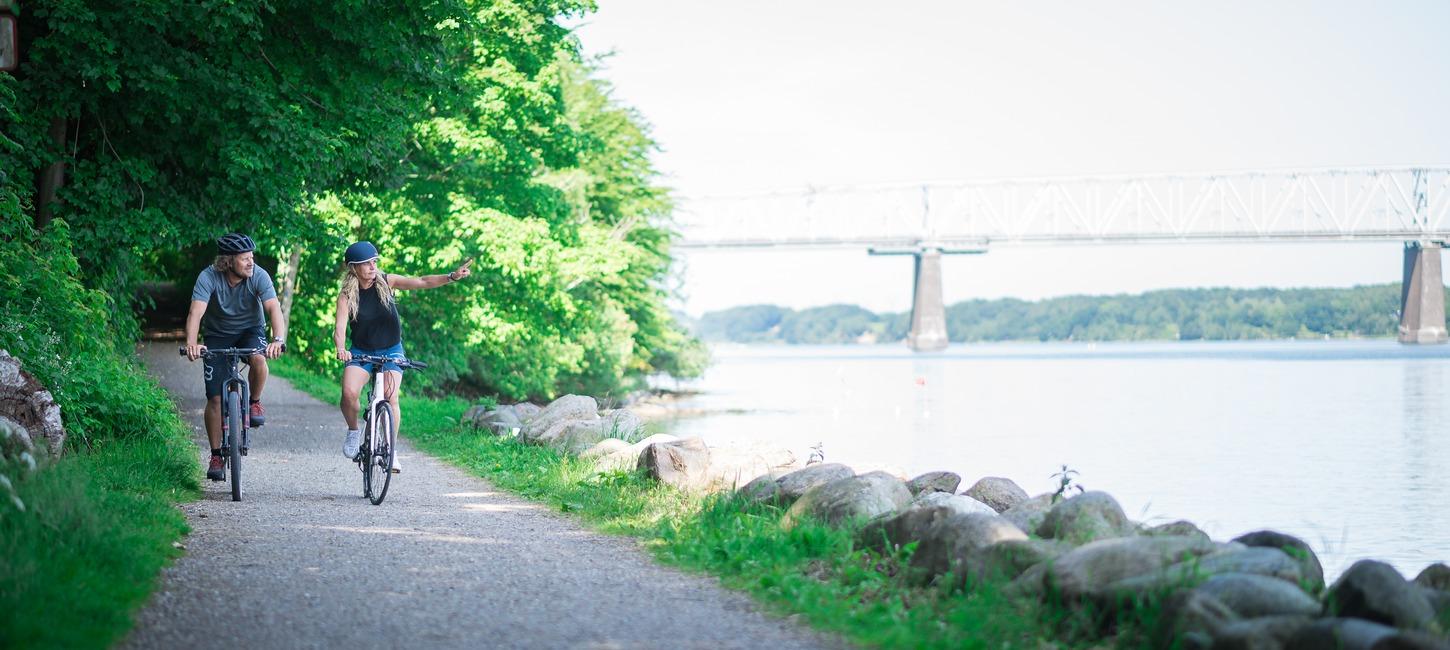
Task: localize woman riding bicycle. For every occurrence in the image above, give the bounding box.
[334,241,472,471]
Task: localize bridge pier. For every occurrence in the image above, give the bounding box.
[908,249,949,352]
[1399,241,1448,344]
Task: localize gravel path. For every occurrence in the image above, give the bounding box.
[123,342,849,649]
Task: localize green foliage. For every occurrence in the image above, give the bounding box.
[0,435,196,649]
[11,0,699,402]
[695,285,1414,344]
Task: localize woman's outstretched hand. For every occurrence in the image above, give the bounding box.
[452,257,474,282]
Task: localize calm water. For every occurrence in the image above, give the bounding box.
[657,340,1450,580]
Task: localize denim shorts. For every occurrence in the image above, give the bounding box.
[346,342,405,374]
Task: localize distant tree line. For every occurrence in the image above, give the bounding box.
[694,284,1426,344]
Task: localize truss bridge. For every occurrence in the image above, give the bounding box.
[676,167,1450,350]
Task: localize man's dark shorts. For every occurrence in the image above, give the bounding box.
[202,327,268,398]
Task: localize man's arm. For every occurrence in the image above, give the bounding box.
[184,300,208,361]
[263,298,286,359]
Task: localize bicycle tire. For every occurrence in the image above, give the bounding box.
[227,390,243,502]
[368,403,394,505]
[360,413,374,500]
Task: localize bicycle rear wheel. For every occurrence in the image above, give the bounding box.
[367,403,394,505]
[226,391,243,501]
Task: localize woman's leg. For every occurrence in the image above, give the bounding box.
[340,365,371,429]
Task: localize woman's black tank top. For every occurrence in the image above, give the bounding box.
[351,276,402,349]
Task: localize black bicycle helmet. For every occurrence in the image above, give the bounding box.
[344,241,380,264]
[216,233,256,254]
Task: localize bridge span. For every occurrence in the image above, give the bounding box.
[675,167,1450,350]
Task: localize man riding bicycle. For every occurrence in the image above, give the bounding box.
[183,233,287,481]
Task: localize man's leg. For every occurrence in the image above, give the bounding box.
[205,396,222,449]
[246,354,269,426]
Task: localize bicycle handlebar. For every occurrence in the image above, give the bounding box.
[349,354,428,370]
[178,346,268,358]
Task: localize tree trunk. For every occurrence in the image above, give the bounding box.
[0,350,67,456]
[279,247,302,327]
[34,117,69,229]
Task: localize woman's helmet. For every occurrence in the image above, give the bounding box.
[216,233,256,254]
[344,241,380,264]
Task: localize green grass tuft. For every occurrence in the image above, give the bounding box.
[0,433,198,648]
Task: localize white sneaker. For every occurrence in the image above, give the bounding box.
[389,455,402,474]
[343,430,360,459]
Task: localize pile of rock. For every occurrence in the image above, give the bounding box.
[733,466,1450,650]
[461,395,1448,648]
[463,394,802,491]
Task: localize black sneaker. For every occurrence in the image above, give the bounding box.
[206,456,225,481]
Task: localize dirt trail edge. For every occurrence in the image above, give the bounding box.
[124,342,849,650]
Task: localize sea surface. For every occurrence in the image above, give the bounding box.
[656,340,1450,580]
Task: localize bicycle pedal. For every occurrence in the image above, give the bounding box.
[241,448,249,456]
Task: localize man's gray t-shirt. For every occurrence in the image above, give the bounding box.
[191,266,277,338]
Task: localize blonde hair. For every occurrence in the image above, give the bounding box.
[339,266,395,321]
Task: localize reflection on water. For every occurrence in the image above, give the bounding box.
[659,340,1450,579]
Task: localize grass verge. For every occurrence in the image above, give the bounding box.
[0,431,198,648]
[271,360,1139,649]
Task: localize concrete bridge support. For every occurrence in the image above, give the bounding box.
[908,250,949,352]
[1399,241,1448,344]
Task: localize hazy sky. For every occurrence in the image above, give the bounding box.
[569,1,1450,315]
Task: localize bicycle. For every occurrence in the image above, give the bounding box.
[179,346,266,501]
[349,353,427,505]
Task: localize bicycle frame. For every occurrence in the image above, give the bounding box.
[181,346,264,501]
[349,354,426,505]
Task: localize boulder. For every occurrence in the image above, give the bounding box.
[1232,530,1325,593]
[1035,491,1135,544]
[906,511,1028,586]
[513,402,542,421]
[1286,618,1399,650]
[1147,520,1211,543]
[910,491,997,516]
[1208,615,1314,650]
[629,433,680,453]
[1153,589,1240,650]
[637,437,712,491]
[707,443,798,490]
[1046,535,1219,599]
[520,395,598,444]
[461,404,489,424]
[1193,573,1322,618]
[858,504,960,555]
[593,447,640,473]
[597,409,644,440]
[554,420,611,455]
[1000,493,1054,536]
[580,438,630,460]
[0,350,66,456]
[476,407,524,435]
[1326,560,1438,633]
[978,538,1073,582]
[774,463,855,506]
[1172,546,1308,586]
[1414,563,1450,592]
[781,471,911,530]
[905,471,961,496]
[962,476,1029,513]
[736,472,784,505]
[1372,631,1450,650]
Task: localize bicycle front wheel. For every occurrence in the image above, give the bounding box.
[226,391,243,502]
[367,403,394,505]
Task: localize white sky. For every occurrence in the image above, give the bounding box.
[568,1,1450,315]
